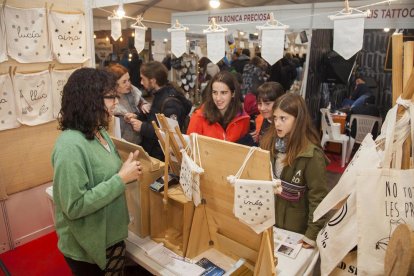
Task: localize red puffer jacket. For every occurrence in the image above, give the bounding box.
[187,106,250,142]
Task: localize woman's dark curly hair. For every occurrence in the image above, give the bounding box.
[58,68,117,140]
[203,71,243,126]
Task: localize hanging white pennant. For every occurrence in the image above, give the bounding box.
[133,26,146,54]
[13,70,53,126]
[0,8,8,63]
[0,74,20,130]
[258,27,286,65]
[109,16,122,41]
[49,11,88,63]
[330,13,367,60]
[51,68,78,118]
[168,27,187,58]
[204,30,226,64]
[4,5,52,63]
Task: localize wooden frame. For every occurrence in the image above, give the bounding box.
[112,137,164,238]
[185,135,276,275]
[384,34,414,71]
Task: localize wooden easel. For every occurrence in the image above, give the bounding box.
[150,114,194,256]
[185,135,276,275]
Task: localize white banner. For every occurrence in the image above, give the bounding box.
[169,28,187,58]
[4,5,52,63]
[13,70,53,126]
[0,8,8,63]
[331,14,366,60]
[110,17,121,41]
[205,30,226,64]
[259,27,285,65]
[133,26,146,54]
[0,74,19,130]
[51,68,78,118]
[49,12,88,63]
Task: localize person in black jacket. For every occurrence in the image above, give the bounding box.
[129,61,192,161]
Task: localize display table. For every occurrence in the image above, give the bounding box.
[46,186,319,275]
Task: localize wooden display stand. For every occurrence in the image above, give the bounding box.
[150,114,194,256]
[384,224,414,276]
[112,137,165,238]
[185,136,276,275]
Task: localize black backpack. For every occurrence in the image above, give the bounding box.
[161,93,191,134]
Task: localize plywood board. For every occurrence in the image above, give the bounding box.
[186,135,276,274]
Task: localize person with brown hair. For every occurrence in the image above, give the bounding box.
[260,93,328,248]
[187,71,250,143]
[106,63,150,145]
[132,61,192,160]
[251,82,285,144]
[52,68,142,275]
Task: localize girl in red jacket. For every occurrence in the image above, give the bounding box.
[187,71,250,142]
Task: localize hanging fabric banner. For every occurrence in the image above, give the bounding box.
[4,5,52,63]
[51,68,78,118]
[109,16,122,41]
[258,27,286,65]
[133,26,146,54]
[204,27,226,64]
[49,11,88,63]
[0,7,8,63]
[168,27,187,58]
[0,74,19,131]
[13,70,53,126]
[330,13,367,60]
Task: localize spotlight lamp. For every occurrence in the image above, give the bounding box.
[209,0,220,9]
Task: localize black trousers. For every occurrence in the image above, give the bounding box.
[64,241,126,276]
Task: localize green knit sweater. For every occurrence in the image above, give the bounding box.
[51,129,129,269]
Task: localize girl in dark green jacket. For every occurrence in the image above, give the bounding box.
[260,93,328,248]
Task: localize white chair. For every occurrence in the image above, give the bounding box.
[320,108,354,167]
[349,114,382,144]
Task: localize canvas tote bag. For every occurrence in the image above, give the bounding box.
[356,99,414,275]
[0,73,19,130]
[227,147,280,234]
[179,134,204,206]
[51,68,78,118]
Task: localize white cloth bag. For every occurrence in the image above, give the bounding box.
[356,102,414,275]
[13,70,53,126]
[48,12,88,63]
[179,134,204,206]
[51,68,78,118]
[4,5,52,63]
[227,147,278,234]
[0,74,20,130]
[0,7,8,63]
[317,191,358,275]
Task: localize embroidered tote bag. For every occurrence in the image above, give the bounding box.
[179,134,204,206]
[4,5,52,63]
[0,7,8,63]
[51,68,77,118]
[356,102,414,275]
[227,147,279,234]
[49,11,88,63]
[0,74,20,130]
[13,70,53,126]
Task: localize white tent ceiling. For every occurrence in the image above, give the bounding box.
[93,0,356,25]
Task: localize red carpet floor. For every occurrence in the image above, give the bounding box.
[0,231,71,276]
[326,152,347,174]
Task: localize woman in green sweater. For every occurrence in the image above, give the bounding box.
[52,68,142,275]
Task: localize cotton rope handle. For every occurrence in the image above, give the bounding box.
[381,96,414,169]
[227,147,258,185]
[192,133,202,168]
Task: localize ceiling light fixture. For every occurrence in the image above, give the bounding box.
[116,1,125,18]
[209,0,220,9]
[383,28,390,32]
